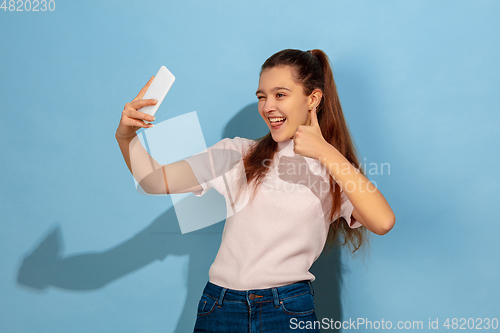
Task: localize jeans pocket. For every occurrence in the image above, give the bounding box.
[197,294,218,316]
[280,292,315,316]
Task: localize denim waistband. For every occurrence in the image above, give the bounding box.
[202,280,315,309]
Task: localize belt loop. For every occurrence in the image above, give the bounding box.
[217,287,227,308]
[308,281,315,296]
[272,287,280,308]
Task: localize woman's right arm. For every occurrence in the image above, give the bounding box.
[115,76,204,195]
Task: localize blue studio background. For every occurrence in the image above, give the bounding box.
[1,1,499,332]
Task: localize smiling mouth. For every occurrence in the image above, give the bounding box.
[269,117,286,127]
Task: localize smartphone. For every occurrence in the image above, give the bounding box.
[140,66,175,124]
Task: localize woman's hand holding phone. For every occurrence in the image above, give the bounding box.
[115,76,157,140]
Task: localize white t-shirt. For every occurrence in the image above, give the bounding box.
[183,136,362,290]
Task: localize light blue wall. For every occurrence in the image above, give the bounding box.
[1,0,499,332]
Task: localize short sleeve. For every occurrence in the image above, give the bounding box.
[339,191,362,229]
[182,137,248,197]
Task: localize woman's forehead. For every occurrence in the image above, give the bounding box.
[258,66,301,92]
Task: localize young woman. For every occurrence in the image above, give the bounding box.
[116,49,395,332]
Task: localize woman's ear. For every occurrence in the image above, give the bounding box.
[308,89,323,109]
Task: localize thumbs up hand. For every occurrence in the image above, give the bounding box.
[292,105,331,160]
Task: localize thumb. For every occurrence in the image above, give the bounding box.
[133,75,154,101]
[310,105,320,127]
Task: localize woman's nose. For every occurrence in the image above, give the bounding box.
[263,102,276,113]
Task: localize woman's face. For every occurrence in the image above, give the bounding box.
[256,66,312,142]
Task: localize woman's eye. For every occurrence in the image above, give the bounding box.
[257,96,265,100]
[276,93,285,98]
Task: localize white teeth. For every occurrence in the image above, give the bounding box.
[269,117,286,123]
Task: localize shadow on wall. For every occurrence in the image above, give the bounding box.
[16,102,345,333]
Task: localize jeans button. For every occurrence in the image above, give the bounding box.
[249,293,256,300]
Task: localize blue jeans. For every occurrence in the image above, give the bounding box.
[193,280,321,332]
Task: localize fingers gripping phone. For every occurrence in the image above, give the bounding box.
[140,66,176,124]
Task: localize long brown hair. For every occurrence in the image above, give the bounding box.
[237,49,369,255]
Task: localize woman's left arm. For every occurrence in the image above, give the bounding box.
[293,107,396,235]
[318,145,395,235]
